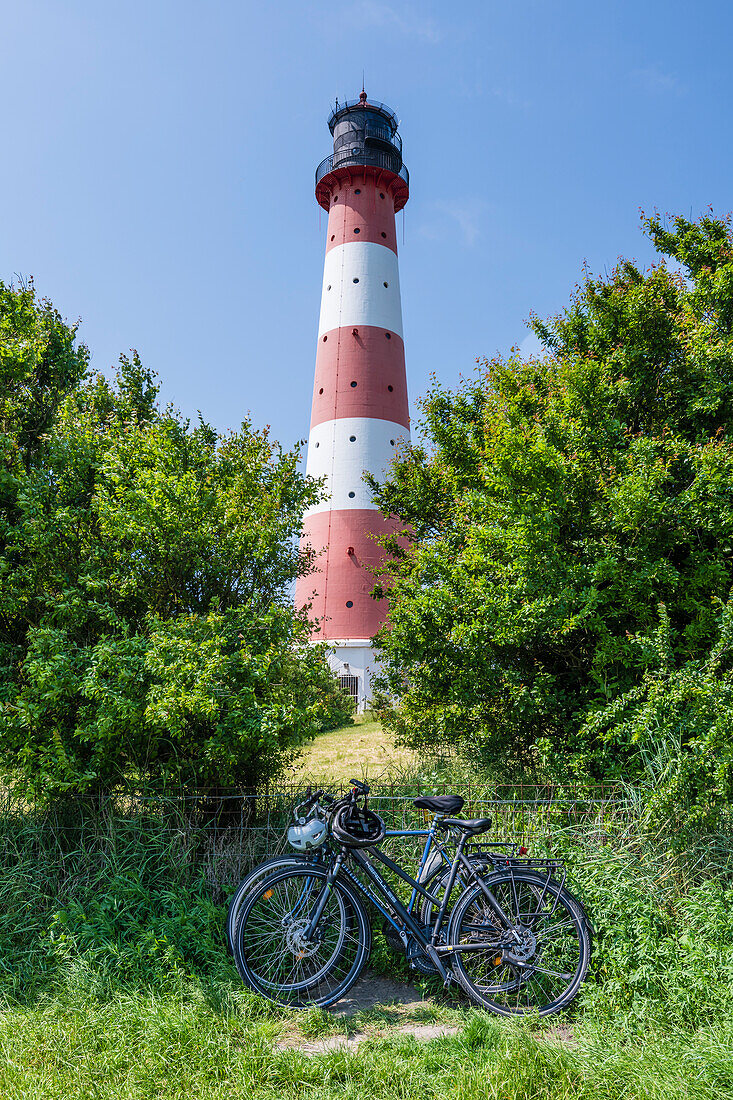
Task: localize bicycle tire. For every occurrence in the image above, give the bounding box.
[233,866,371,1008]
[447,869,591,1016]
[226,853,324,954]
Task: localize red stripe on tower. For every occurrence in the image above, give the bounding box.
[295,90,410,711]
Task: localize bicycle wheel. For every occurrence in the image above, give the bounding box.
[226,854,324,954]
[233,866,371,1008]
[448,869,591,1016]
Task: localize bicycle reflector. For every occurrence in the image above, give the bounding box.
[519,846,528,855]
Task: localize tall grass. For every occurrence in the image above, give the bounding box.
[1,793,733,1097]
[0,994,732,1099]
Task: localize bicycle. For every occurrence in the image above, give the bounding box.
[232,780,592,1016]
[225,785,492,957]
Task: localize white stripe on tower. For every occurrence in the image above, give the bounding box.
[318,243,403,337]
[304,416,408,514]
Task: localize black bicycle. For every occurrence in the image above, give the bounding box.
[232,781,591,1016]
[225,786,499,955]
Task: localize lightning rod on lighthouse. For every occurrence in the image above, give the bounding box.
[295,90,410,711]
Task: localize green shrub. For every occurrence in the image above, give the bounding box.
[372,213,733,795]
[0,281,347,798]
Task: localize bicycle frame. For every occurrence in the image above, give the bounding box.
[304,826,518,983]
[384,817,447,912]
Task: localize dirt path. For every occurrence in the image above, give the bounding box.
[275,970,462,1055]
[274,969,575,1057]
[331,970,429,1015]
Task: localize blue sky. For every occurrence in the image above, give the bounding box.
[2,1,731,448]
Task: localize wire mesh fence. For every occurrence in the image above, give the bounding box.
[0,781,636,897]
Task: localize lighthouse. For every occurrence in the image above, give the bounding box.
[295,91,410,711]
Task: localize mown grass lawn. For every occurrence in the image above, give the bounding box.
[288,713,416,784]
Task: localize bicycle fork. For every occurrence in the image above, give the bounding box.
[301,853,345,942]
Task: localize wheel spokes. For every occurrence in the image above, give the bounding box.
[236,869,366,1006]
[455,876,585,1013]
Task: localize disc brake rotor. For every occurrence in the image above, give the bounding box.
[284,919,321,959]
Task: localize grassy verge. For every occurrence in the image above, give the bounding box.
[1,990,732,1099]
[1,801,733,1098]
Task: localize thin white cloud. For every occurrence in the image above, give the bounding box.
[632,65,685,96]
[518,332,543,359]
[354,1,443,44]
[419,199,487,247]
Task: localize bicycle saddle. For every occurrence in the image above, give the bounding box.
[412,795,464,814]
[442,816,492,836]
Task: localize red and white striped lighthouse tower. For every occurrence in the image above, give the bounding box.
[295,91,410,710]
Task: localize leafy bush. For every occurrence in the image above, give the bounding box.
[371,213,733,801]
[0,281,347,798]
[582,602,733,834]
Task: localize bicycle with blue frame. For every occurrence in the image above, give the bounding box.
[231,780,592,1016]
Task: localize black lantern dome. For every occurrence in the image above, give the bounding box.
[315,90,409,211]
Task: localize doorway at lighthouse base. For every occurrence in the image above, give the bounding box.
[326,642,377,714]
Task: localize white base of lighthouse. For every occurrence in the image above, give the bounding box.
[325,641,377,714]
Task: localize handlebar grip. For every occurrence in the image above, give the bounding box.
[349,778,370,795]
[304,788,325,809]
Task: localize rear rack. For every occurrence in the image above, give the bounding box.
[467,841,521,856]
[468,845,566,873]
[468,850,569,922]
[468,840,559,866]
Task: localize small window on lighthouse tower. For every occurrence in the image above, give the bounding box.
[348,491,356,498]
[349,435,356,442]
[353,277,359,283]
[346,601,354,608]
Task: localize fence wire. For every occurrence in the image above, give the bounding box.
[0,782,635,894]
